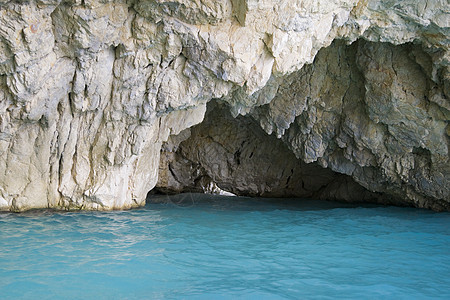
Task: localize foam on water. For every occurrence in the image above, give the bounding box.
[1,193,449,299]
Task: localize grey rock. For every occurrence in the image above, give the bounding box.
[0,0,447,211]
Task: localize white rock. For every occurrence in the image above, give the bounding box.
[0,0,447,211]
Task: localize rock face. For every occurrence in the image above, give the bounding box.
[248,39,450,211]
[0,0,448,211]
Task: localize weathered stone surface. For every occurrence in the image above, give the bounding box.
[0,0,448,211]
[246,39,449,210]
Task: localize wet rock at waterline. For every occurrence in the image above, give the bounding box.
[0,0,448,211]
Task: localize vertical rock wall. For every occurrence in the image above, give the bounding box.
[0,0,448,211]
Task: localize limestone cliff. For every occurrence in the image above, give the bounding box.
[0,0,448,211]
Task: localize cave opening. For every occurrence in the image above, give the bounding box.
[145,38,449,211]
[148,100,397,207]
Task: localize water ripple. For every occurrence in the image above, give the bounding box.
[0,194,449,299]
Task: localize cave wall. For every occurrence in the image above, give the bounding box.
[157,39,449,210]
[0,0,448,211]
[247,39,450,210]
[156,100,404,206]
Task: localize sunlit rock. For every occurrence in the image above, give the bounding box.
[0,0,448,211]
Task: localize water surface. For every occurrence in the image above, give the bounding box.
[1,194,449,299]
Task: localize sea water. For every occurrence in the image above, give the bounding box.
[1,193,449,299]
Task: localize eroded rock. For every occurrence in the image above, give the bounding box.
[0,0,448,211]
[249,40,450,210]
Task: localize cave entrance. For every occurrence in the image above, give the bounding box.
[149,101,390,205]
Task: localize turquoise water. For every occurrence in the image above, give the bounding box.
[1,194,449,299]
